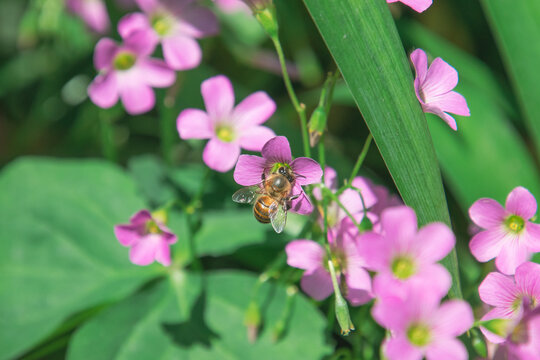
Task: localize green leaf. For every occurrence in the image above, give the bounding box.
[0,158,160,360]
[302,0,461,297]
[67,271,332,360]
[480,0,540,155]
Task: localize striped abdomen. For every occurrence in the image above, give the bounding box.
[253,195,275,223]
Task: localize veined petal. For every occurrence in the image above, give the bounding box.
[202,138,240,173]
[425,338,467,360]
[290,157,322,186]
[410,48,428,85]
[423,105,458,131]
[524,222,540,252]
[515,261,540,301]
[495,238,531,275]
[414,222,455,263]
[469,198,506,229]
[88,72,119,109]
[232,91,276,129]
[285,240,325,271]
[177,109,213,139]
[506,186,537,219]
[119,80,155,115]
[261,136,292,163]
[427,91,470,116]
[289,185,313,215]
[201,75,235,120]
[480,307,513,344]
[233,155,266,186]
[238,126,275,151]
[94,38,118,70]
[137,59,176,87]
[478,272,518,308]
[380,206,418,252]
[422,57,458,98]
[431,300,473,337]
[162,35,201,70]
[469,228,506,262]
[300,267,333,301]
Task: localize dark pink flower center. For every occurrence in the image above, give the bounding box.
[113,51,136,71]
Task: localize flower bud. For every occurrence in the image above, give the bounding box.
[478,318,512,337]
[308,107,327,147]
[243,0,278,38]
[471,328,488,358]
[244,300,262,343]
[328,260,355,335]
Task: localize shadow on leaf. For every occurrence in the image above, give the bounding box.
[162,290,220,349]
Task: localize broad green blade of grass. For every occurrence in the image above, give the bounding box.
[302,0,461,297]
[480,0,540,156]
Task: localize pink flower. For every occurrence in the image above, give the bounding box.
[376,290,473,360]
[358,206,455,301]
[233,136,322,214]
[478,262,540,344]
[88,31,175,115]
[494,307,540,360]
[410,48,470,130]
[313,166,378,234]
[213,0,250,14]
[114,210,177,266]
[386,0,432,13]
[118,0,218,70]
[469,186,540,275]
[177,75,276,172]
[285,217,372,305]
[66,0,110,34]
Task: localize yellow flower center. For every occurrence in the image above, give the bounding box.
[407,324,431,347]
[505,215,525,233]
[113,51,136,71]
[216,124,235,142]
[146,220,161,234]
[391,256,416,280]
[151,14,172,36]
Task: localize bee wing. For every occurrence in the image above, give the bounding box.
[269,202,287,234]
[232,186,260,204]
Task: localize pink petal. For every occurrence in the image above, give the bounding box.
[94,38,118,70]
[411,264,452,303]
[232,91,276,129]
[238,126,276,152]
[414,222,455,263]
[338,189,363,217]
[324,166,338,191]
[290,183,313,215]
[177,108,213,139]
[469,228,506,262]
[290,157,322,186]
[114,225,141,246]
[177,5,219,38]
[233,155,266,186]
[469,198,506,229]
[478,272,518,308]
[384,335,423,360]
[515,261,540,300]
[356,232,389,271]
[480,307,513,344]
[137,59,176,87]
[130,209,153,224]
[495,238,531,275]
[123,28,159,56]
[201,75,235,120]
[88,72,119,109]
[261,136,292,164]
[67,0,110,33]
[345,265,372,306]
[431,300,473,337]
[410,48,428,85]
[423,104,458,131]
[425,338,467,360]
[422,57,458,99]
[524,222,540,252]
[119,80,155,115]
[300,267,333,301]
[505,187,537,219]
[428,91,470,116]
[285,240,325,271]
[129,235,160,265]
[118,12,150,39]
[202,138,240,172]
[154,240,171,266]
[135,0,159,13]
[162,35,202,70]
[351,177,378,209]
[380,206,418,251]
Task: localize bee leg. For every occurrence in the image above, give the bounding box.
[261,172,266,181]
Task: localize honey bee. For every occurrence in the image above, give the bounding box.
[232,166,299,233]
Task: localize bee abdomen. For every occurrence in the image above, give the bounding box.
[254,196,273,223]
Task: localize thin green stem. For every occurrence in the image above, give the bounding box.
[271,36,310,157]
[347,133,373,187]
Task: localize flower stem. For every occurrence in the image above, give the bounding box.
[271,35,310,158]
[99,112,117,162]
[347,133,373,187]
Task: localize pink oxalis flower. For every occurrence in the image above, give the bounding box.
[493,307,540,360]
[88,30,175,114]
[177,75,276,172]
[358,206,454,301]
[114,210,177,266]
[118,0,219,70]
[66,0,110,34]
[386,0,432,13]
[285,217,372,305]
[377,289,473,360]
[478,261,540,344]
[410,48,470,130]
[233,136,322,214]
[469,186,540,275]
